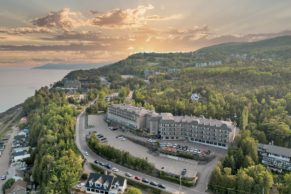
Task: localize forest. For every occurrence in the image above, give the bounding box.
[23,87,83,194]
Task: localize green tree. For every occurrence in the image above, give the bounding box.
[281,173,291,194]
[240,106,249,130]
[126,187,142,194]
[2,178,15,193]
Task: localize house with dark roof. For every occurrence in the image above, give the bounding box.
[84,173,127,194]
[258,143,291,172]
[11,150,31,163]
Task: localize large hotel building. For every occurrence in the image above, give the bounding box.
[107,104,237,149]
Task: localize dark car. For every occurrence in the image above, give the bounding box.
[100,137,107,141]
[94,160,99,164]
[97,134,104,138]
[105,163,112,169]
[142,178,149,183]
[158,184,166,189]
[150,181,158,186]
[181,168,187,175]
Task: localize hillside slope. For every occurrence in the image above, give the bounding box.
[65,35,291,79]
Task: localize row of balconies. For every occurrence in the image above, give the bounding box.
[160,128,228,136]
[159,126,228,133]
[161,132,227,141]
[160,123,227,129]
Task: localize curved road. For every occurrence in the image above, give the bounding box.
[75,111,208,194]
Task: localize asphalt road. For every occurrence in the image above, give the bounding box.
[75,111,209,194]
[0,127,17,194]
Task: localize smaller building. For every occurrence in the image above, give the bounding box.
[11,150,30,163]
[84,173,127,194]
[105,93,119,102]
[258,143,291,172]
[107,104,152,130]
[5,180,27,194]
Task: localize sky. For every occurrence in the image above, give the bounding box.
[1,0,291,67]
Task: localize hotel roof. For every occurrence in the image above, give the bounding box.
[259,144,291,158]
[111,104,152,116]
[160,112,235,129]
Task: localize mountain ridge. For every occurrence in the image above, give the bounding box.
[33,63,111,70]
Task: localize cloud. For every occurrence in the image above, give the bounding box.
[90,5,153,28]
[31,8,86,31]
[90,4,181,28]
[0,27,53,35]
[146,14,183,21]
[44,31,102,41]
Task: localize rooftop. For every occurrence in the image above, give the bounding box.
[160,112,235,129]
[85,173,125,191]
[259,143,291,158]
[111,104,152,116]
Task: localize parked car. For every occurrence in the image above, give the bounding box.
[1,175,6,180]
[100,137,107,142]
[134,176,141,181]
[105,163,112,169]
[117,136,126,141]
[99,162,105,166]
[119,137,126,141]
[181,168,187,175]
[142,178,149,183]
[94,160,99,164]
[112,167,119,172]
[158,184,166,189]
[150,181,158,186]
[125,172,133,177]
[97,134,104,138]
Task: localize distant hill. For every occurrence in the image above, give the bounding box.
[65,35,291,79]
[33,63,111,70]
[196,35,291,60]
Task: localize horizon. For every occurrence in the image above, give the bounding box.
[1,0,291,67]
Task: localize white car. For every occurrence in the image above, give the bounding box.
[85,151,89,156]
[118,136,126,141]
[112,167,119,172]
[125,172,133,177]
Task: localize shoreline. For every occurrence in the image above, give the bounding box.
[0,103,23,117]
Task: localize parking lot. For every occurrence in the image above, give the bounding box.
[87,115,226,180]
